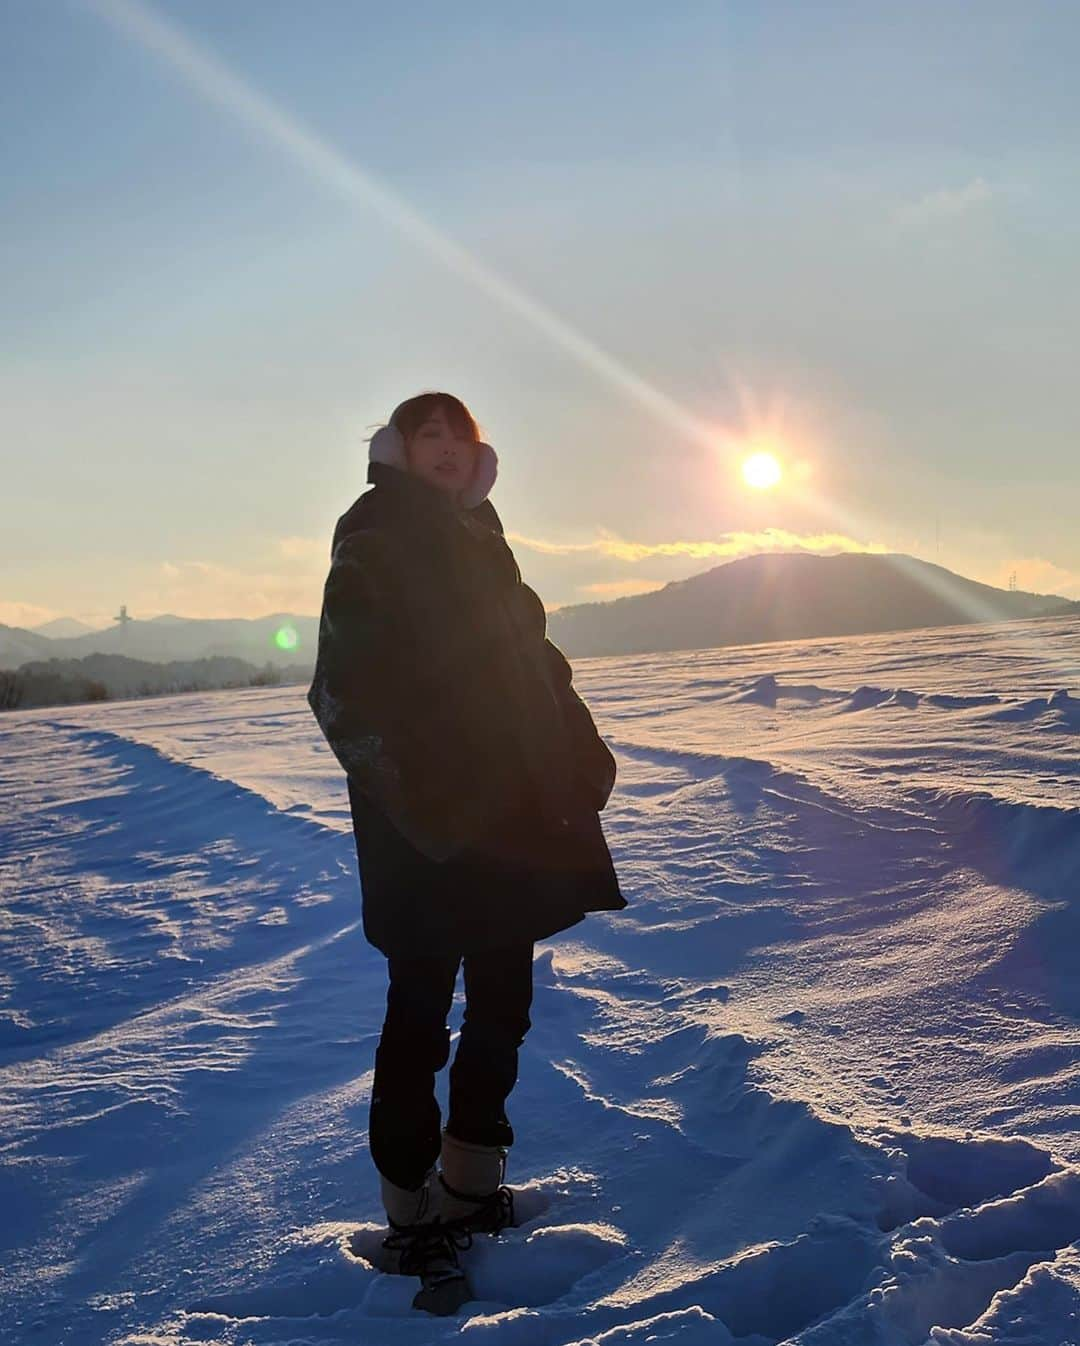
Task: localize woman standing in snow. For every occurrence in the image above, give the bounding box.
[308,392,625,1312]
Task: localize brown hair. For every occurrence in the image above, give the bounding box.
[388,392,481,445]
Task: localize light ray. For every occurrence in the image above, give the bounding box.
[86,0,716,450]
[85,0,1078,686]
[792,483,1079,683]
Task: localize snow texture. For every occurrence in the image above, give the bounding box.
[1,612,1078,1345]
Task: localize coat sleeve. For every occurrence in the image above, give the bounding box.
[543,638,617,811]
[307,529,405,806]
[307,528,499,862]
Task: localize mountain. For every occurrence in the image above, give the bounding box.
[29,617,102,638]
[2,553,1072,671]
[546,552,1075,657]
[0,624,53,667]
[0,614,319,671]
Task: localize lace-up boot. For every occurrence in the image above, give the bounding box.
[437,1132,516,1234]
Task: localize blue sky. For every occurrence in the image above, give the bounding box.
[3,0,1079,628]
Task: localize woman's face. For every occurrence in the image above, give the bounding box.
[404,406,477,496]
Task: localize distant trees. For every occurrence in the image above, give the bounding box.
[249,663,282,687]
[0,666,108,709]
[0,654,309,711]
[0,671,21,711]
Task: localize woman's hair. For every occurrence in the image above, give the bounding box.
[388,392,481,444]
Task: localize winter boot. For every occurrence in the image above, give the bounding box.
[379,1172,437,1231]
[437,1131,515,1234]
[378,1172,474,1315]
[381,1221,474,1315]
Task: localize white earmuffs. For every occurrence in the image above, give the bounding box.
[368,424,498,509]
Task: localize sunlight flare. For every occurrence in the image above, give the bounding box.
[85,0,1077,689]
[87,0,717,451]
[742,452,783,490]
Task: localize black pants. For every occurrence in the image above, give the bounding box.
[370,943,535,1191]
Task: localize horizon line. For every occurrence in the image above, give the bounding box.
[6,548,1075,634]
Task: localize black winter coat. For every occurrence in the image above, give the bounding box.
[308,462,626,957]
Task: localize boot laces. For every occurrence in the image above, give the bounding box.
[440,1179,515,1233]
[382,1221,473,1281]
[481,1184,515,1232]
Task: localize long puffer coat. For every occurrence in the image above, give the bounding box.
[308,461,626,957]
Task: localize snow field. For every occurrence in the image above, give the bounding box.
[1,613,1078,1343]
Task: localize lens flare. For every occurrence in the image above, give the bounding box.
[274,624,299,652]
[742,453,782,490]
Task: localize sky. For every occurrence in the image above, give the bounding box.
[3,0,1080,630]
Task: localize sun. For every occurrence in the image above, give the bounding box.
[742,452,783,490]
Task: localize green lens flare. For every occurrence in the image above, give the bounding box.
[274,625,299,652]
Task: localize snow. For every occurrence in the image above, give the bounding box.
[1,611,1078,1345]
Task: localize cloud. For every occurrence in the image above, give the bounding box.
[115,535,336,620]
[277,536,328,561]
[0,601,62,630]
[994,556,1080,600]
[3,541,330,627]
[893,178,995,231]
[509,527,887,564]
[577,579,667,600]
[117,544,328,621]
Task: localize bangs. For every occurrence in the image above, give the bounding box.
[392,392,480,443]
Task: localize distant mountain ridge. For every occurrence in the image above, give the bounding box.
[546,552,1076,658]
[1,553,1075,670]
[30,617,102,638]
[0,613,320,671]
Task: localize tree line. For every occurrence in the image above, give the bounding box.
[0,653,313,711]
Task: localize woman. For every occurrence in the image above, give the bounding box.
[308,391,625,1313]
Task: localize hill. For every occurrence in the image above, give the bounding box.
[0,623,53,667]
[0,612,319,670]
[547,551,1074,657]
[29,616,102,638]
[2,554,1074,671]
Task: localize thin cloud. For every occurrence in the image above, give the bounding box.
[894,178,995,230]
[0,601,62,630]
[132,558,323,620]
[578,579,667,600]
[278,536,328,561]
[509,528,888,564]
[995,557,1080,601]
[0,601,111,632]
